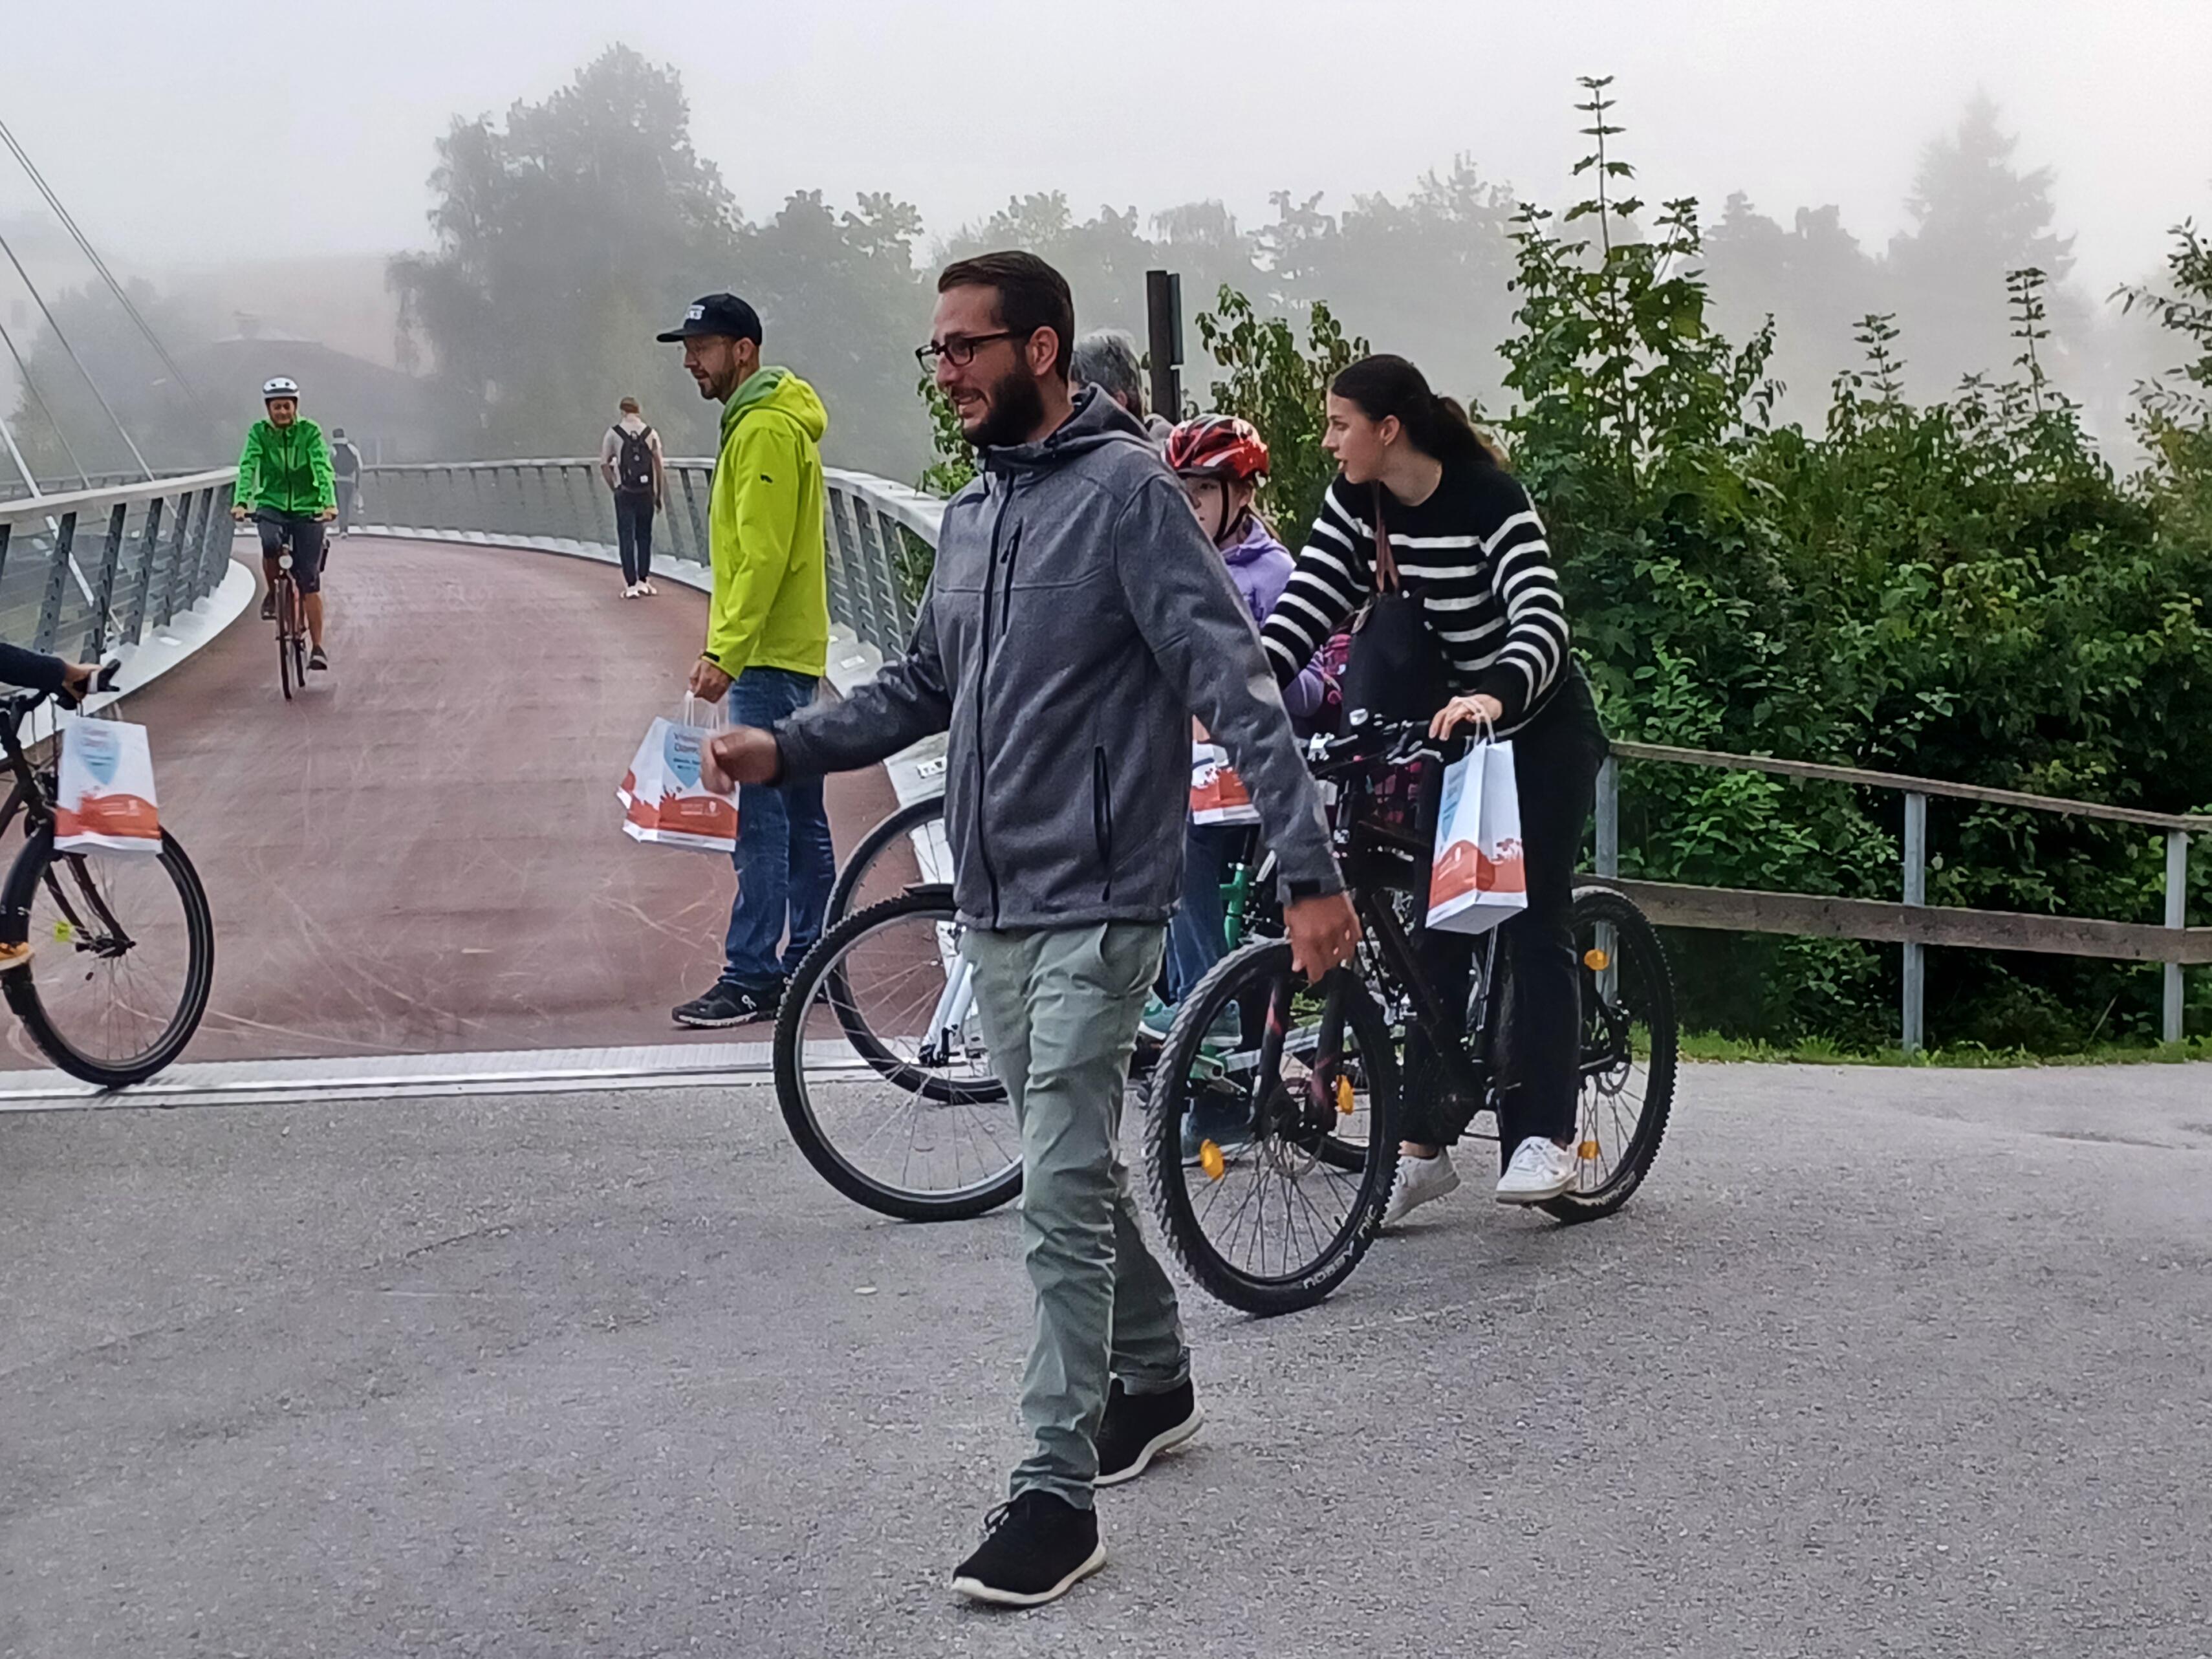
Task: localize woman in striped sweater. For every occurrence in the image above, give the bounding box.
[1260,354,1610,1220]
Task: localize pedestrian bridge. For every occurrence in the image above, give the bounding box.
[0,454,2201,1098]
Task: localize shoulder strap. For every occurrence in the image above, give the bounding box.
[1370,484,1400,594]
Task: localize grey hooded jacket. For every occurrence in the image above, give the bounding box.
[773,387,1342,931]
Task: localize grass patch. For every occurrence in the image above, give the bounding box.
[1679,1031,2212,1068]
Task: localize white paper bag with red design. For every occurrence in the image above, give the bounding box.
[618,704,738,853]
[1426,740,1527,935]
[1190,741,1261,827]
[55,715,162,858]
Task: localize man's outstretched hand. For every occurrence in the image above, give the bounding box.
[701,726,781,794]
[1283,891,1362,981]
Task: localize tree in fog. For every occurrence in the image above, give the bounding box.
[395,45,935,473]
[392,45,741,459]
[1884,92,2081,398]
[3,279,219,484]
[1703,195,1885,423]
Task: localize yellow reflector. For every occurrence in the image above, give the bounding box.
[1579,1138,1601,1160]
[1198,1141,1227,1181]
[1335,1075,1356,1116]
[1583,948,1610,971]
[52,920,74,944]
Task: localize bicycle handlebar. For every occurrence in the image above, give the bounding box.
[1,659,121,724]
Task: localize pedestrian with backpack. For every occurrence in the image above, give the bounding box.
[600,396,666,598]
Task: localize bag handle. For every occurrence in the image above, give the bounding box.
[1370,484,1400,595]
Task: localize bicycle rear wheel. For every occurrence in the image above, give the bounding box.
[0,825,215,1087]
[1542,885,1678,1222]
[827,794,946,927]
[1145,942,1398,1316]
[772,885,1019,1221]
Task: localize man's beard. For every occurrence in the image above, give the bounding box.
[964,367,1047,450]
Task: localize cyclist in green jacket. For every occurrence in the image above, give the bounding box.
[231,376,338,671]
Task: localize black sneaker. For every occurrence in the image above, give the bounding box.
[951,1491,1104,1607]
[1094,1377,1203,1487]
[259,592,277,622]
[671,979,781,1028]
[309,646,329,671]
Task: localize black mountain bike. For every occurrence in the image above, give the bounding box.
[0,666,215,1085]
[1144,719,1678,1316]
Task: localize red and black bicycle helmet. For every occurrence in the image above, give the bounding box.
[1165,414,1270,483]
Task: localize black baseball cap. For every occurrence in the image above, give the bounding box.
[656,293,763,343]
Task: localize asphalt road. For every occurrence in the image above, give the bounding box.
[5,1061,2210,1657]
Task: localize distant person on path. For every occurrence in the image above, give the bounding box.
[655,293,836,1029]
[700,253,1360,1608]
[231,376,338,671]
[1069,329,1172,448]
[599,396,666,598]
[329,427,363,536]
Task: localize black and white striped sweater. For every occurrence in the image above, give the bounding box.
[1260,461,1572,734]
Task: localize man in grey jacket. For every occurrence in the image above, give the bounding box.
[702,252,1360,1608]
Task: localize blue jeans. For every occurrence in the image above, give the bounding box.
[1164,823,1241,1004]
[722,668,837,989]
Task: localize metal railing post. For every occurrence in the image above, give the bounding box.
[1902,791,1928,1055]
[1595,755,1620,878]
[83,501,127,656]
[125,495,166,643]
[680,466,708,565]
[2167,831,2190,1046]
[34,508,77,651]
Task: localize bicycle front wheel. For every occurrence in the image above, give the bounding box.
[1,826,215,1087]
[1145,942,1399,1316]
[772,885,1019,1221]
[1542,885,1678,1222]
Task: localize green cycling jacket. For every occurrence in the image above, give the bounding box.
[235,417,336,515]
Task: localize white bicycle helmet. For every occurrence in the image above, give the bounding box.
[262,376,299,400]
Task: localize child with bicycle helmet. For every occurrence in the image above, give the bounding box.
[1144,418,1333,1161]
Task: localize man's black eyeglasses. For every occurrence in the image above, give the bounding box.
[915,331,1026,371]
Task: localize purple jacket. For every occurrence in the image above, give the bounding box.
[1220,515,1327,720]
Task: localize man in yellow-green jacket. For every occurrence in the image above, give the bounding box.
[656,292,836,1027]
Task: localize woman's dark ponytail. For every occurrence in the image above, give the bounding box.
[1330,354,1504,470]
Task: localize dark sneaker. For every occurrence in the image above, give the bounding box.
[951,1491,1104,1607]
[1094,1376,1203,1487]
[309,646,329,671]
[671,979,781,1028]
[259,592,277,622]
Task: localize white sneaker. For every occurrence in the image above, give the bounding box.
[1382,1149,1460,1227]
[1495,1137,1579,1204]
[641,580,658,595]
[621,583,640,599]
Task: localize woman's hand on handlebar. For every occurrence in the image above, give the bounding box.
[231,503,250,523]
[1430,693,1503,741]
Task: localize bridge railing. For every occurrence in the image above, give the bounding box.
[357,458,942,660]
[360,454,2204,1052]
[0,470,240,661]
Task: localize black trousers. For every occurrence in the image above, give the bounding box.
[614,490,656,585]
[334,479,357,534]
[1400,669,1609,1161]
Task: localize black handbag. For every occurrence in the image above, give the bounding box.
[1339,485,1444,724]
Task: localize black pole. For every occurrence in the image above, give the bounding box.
[1145,269,1183,422]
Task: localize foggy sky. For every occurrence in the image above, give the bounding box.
[7,0,2209,294]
